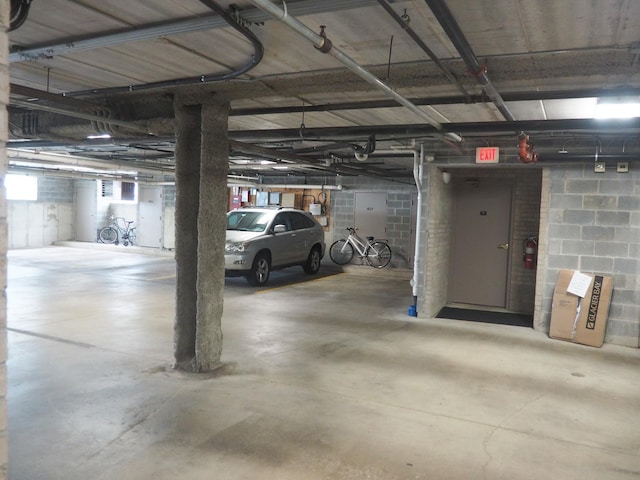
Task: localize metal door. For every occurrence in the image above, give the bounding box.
[354,192,387,239]
[137,186,163,248]
[449,182,512,307]
[74,181,97,242]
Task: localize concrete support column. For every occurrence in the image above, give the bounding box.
[173,95,229,372]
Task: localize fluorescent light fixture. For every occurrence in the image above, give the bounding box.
[87,133,112,139]
[594,97,640,119]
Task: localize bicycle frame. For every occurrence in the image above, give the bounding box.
[343,230,370,257]
[111,216,134,239]
[329,227,392,268]
[99,215,136,246]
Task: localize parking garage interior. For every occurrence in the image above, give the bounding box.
[2,0,640,478]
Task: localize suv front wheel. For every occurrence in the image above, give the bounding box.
[303,247,321,274]
[247,253,270,286]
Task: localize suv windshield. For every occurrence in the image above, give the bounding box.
[227,211,272,232]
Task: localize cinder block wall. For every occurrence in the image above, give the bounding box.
[420,167,542,317]
[330,176,415,268]
[8,177,73,248]
[1,0,10,474]
[538,166,640,347]
[509,170,543,312]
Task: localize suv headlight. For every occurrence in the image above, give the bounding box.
[226,241,248,253]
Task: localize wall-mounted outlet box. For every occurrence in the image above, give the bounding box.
[594,162,606,173]
[617,162,629,173]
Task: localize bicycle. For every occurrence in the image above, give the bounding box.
[329,227,392,268]
[98,215,137,246]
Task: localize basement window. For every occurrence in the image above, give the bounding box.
[5,174,38,201]
[121,181,135,201]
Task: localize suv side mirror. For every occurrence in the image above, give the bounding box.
[273,224,287,234]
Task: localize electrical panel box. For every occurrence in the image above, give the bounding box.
[309,203,322,215]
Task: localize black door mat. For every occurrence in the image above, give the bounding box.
[436,307,533,328]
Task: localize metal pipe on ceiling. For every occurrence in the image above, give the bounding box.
[230,140,384,178]
[10,0,378,63]
[231,87,640,117]
[231,117,640,141]
[7,148,174,175]
[424,0,516,122]
[247,0,463,144]
[375,0,471,102]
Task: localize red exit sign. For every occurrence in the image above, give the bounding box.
[476,147,500,163]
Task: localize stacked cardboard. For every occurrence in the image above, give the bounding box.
[549,270,613,347]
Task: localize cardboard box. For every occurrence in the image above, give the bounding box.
[549,270,613,347]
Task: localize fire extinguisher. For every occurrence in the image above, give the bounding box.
[523,236,537,269]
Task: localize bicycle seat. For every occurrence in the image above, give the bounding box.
[126,221,134,225]
[366,236,374,241]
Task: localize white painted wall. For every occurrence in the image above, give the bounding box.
[8,202,73,249]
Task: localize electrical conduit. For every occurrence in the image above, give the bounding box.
[248,0,462,144]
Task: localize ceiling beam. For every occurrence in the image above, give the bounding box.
[230,87,640,117]
[231,118,640,141]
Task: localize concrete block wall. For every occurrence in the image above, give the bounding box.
[8,176,74,248]
[509,170,543,313]
[330,176,415,268]
[1,0,9,475]
[538,165,640,347]
[420,167,542,317]
[386,192,413,268]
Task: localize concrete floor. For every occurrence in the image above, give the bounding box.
[7,246,640,480]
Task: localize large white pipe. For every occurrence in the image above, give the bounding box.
[248,0,462,143]
[411,144,426,312]
[7,148,172,176]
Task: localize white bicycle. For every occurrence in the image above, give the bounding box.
[329,227,392,268]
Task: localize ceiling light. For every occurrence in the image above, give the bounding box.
[87,133,112,139]
[594,97,640,119]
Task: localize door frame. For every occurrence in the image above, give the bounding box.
[447,178,515,309]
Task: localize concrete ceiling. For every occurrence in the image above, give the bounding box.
[7,0,640,182]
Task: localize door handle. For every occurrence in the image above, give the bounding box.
[497,243,510,250]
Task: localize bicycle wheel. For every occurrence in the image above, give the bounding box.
[127,229,136,246]
[98,226,118,244]
[329,239,354,265]
[365,241,392,268]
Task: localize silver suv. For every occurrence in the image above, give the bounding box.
[225,207,326,286]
